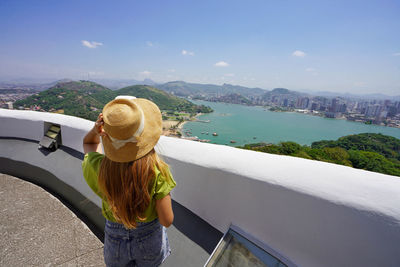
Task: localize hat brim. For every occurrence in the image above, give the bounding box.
[102,98,162,162]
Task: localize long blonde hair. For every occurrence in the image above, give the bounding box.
[98,149,170,228]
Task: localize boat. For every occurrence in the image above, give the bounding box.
[212,132,218,136]
[230,140,237,143]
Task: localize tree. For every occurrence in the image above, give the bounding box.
[279,142,302,154]
[349,150,400,176]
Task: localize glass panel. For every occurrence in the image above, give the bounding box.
[49,125,60,133]
[46,131,58,139]
[206,228,287,267]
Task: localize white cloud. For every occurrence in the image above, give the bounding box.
[139,71,151,77]
[292,50,306,57]
[182,50,194,56]
[146,41,154,47]
[393,52,400,56]
[168,69,176,72]
[224,73,235,77]
[81,40,103,49]
[215,61,229,67]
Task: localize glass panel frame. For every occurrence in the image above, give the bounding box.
[205,225,296,267]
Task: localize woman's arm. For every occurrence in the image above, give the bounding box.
[156,194,174,227]
[83,113,106,154]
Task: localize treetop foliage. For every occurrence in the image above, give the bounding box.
[239,133,400,177]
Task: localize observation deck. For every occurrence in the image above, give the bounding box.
[1,108,400,267]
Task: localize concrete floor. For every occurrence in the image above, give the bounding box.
[0,173,105,267]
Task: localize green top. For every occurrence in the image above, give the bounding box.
[82,152,176,223]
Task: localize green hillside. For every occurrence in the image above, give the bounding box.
[14,81,212,121]
[117,85,212,114]
[239,133,400,177]
[209,93,252,105]
[14,81,113,120]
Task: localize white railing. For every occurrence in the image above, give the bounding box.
[1,108,400,267]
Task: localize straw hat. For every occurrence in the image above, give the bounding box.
[101,96,162,162]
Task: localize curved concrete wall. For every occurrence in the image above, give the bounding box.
[1,108,400,267]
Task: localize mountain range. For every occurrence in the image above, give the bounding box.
[155,81,266,98]
[2,78,400,101]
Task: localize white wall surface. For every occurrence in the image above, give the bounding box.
[1,108,400,267]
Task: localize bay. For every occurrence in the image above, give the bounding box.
[183,100,400,146]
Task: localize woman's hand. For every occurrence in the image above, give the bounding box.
[83,113,106,154]
[94,113,107,137]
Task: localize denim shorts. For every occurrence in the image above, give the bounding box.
[103,219,171,267]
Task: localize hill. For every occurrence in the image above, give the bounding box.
[260,87,306,102]
[116,85,212,114]
[208,93,252,105]
[155,81,266,98]
[239,133,400,177]
[14,81,113,120]
[14,81,212,121]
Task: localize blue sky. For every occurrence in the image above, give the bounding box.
[1,0,399,95]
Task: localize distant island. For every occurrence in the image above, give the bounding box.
[239,133,400,177]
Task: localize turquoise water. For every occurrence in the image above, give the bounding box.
[183,100,400,146]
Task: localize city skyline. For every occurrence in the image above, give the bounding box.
[1,0,400,95]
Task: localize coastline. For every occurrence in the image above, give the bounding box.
[177,120,187,132]
[163,112,204,137]
[192,100,400,129]
[182,100,400,146]
[179,112,203,136]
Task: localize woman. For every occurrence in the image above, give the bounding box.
[82,96,176,266]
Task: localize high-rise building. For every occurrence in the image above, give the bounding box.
[310,102,318,111]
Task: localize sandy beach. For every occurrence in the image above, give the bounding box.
[162,113,204,137]
[162,120,180,136]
